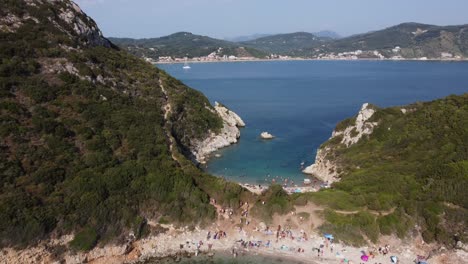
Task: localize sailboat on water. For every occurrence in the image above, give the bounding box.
[182,57,191,69]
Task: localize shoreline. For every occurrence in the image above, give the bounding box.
[155,57,468,64]
[3,200,466,264]
[239,183,319,195]
[4,221,460,264]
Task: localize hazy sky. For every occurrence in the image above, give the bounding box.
[75,0,468,39]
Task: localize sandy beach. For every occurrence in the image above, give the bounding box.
[3,200,465,264]
[240,183,318,195]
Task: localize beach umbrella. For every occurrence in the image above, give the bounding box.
[324,233,334,240]
[391,256,398,263]
[361,255,369,262]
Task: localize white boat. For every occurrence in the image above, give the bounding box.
[303,179,311,185]
[182,57,191,69]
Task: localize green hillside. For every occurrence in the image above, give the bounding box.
[0,0,251,249]
[309,23,468,58]
[111,24,468,60]
[242,32,331,55]
[110,32,268,59]
[301,94,468,246]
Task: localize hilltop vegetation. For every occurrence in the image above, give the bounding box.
[241,32,331,56]
[302,94,468,246]
[0,0,251,249]
[110,32,267,59]
[308,23,468,58]
[114,23,468,60]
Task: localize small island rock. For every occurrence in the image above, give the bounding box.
[260,132,274,139]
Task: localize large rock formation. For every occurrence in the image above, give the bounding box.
[333,103,378,147]
[190,102,245,163]
[303,103,378,183]
[2,0,112,47]
[56,1,112,47]
[302,147,338,183]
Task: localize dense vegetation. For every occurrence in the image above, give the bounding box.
[110,32,268,59]
[307,22,468,58]
[302,95,468,246]
[0,0,252,249]
[241,32,331,55]
[113,23,468,60]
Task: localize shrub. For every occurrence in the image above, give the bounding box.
[70,228,99,251]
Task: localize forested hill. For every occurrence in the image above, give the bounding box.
[241,32,331,55]
[303,94,468,246]
[0,0,249,249]
[110,32,268,59]
[306,22,468,58]
[114,23,468,60]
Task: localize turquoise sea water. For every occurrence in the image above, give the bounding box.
[144,252,310,264]
[158,61,468,185]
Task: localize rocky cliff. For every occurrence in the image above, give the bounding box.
[190,102,245,163]
[1,0,111,47]
[303,103,378,183]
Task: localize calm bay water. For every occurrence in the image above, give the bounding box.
[158,60,468,185]
[146,252,308,264]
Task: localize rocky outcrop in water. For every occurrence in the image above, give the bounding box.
[260,132,275,139]
[303,103,378,183]
[190,102,245,163]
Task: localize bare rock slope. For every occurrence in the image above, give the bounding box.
[190,102,245,163]
[303,103,378,183]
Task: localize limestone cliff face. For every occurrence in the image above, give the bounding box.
[303,103,378,183]
[55,0,111,47]
[1,0,111,47]
[190,102,245,163]
[333,103,378,147]
[302,147,338,183]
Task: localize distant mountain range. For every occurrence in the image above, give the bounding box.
[225,33,272,42]
[225,31,341,42]
[313,30,342,39]
[109,32,267,59]
[240,32,331,55]
[111,23,468,60]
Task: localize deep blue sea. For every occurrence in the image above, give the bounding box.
[158,60,468,186]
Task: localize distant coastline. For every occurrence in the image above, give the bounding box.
[155,57,468,64]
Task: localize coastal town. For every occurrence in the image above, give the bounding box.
[145,47,294,64]
[148,47,466,64]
